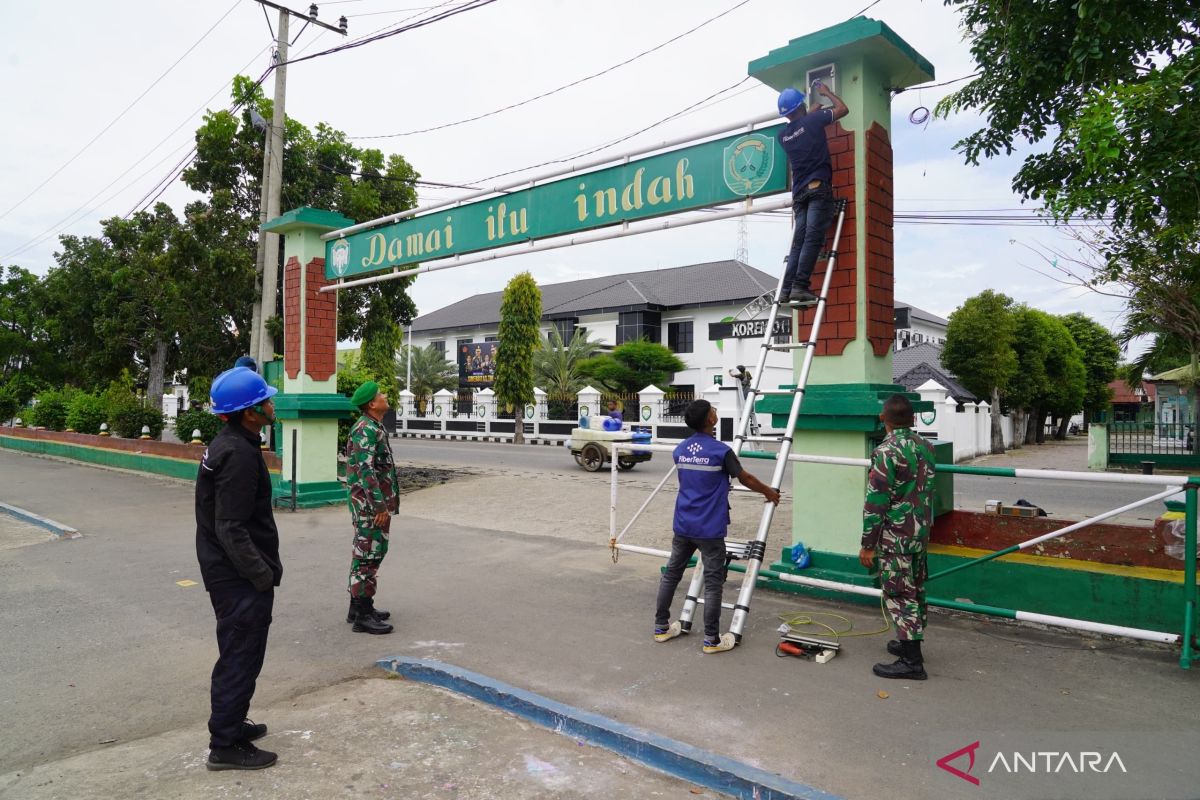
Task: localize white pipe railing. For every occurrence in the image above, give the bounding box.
[321,112,779,241]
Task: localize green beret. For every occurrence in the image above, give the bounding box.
[350,380,379,408]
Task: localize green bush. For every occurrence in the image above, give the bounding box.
[27,388,77,431]
[108,399,165,439]
[65,392,107,434]
[336,358,372,453]
[176,407,223,444]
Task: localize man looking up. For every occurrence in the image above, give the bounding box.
[860,393,936,680]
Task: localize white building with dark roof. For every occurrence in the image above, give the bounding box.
[894,303,948,351]
[408,260,797,402]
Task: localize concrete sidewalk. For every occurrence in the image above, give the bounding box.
[1,448,1198,800]
[1,677,726,800]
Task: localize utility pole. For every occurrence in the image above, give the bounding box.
[249,1,347,367]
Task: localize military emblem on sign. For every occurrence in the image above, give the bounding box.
[723,133,774,196]
[330,239,350,277]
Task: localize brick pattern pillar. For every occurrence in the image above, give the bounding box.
[284,257,301,379]
[304,258,336,381]
[865,122,894,357]
[793,122,857,355]
[283,256,337,382]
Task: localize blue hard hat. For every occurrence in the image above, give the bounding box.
[234,355,258,372]
[210,367,278,414]
[778,87,806,116]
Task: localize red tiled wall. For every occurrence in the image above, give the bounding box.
[304,258,336,382]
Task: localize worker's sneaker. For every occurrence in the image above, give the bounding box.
[207,742,277,771]
[702,633,736,654]
[240,719,267,742]
[654,622,682,642]
[787,288,819,306]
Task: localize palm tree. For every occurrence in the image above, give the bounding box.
[534,328,610,395]
[396,344,457,415]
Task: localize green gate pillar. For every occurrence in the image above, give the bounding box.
[749,18,936,584]
[261,207,355,508]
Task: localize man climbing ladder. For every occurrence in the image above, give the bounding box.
[777,80,848,306]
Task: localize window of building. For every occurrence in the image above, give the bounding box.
[430,340,445,355]
[485,335,499,342]
[551,317,578,344]
[616,311,661,345]
[667,320,693,354]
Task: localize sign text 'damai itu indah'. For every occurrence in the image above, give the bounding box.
[326,125,787,280]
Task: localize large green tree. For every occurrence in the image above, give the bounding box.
[534,327,607,395]
[1006,307,1087,444]
[943,290,1018,453]
[494,273,542,445]
[579,340,686,395]
[937,1,1197,240]
[0,266,56,390]
[1060,312,1120,426]
[185,75,420,379]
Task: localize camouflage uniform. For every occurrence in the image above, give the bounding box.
[345,415,399,600]
[862,427,936,641]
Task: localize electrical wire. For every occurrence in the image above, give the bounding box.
[846,0,885,20]
[280,0,497,68]
[466,77,753,186]
[350,0,755,139]
[1,53,274,262]
[0,0,242,224]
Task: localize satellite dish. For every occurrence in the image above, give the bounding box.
[249,109,268,134]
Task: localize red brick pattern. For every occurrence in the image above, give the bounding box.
[3,426,281,470]
[932,510,1183,572]
[284,256,302,379]
[304,258,337,382]
[864,122,894,357]
[794,122,856,356]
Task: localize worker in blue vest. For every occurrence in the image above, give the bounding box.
[653,399,779,653]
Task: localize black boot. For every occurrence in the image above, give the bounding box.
[887,639,903,657]
[207,741,277,770]
[362,597,391,621]
[346,598,392,623]
[350,599,394,634]
[873,640,927,680]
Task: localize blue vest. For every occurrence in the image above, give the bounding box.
[672,433,732,539]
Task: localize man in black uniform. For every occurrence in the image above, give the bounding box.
[195,366,281,770]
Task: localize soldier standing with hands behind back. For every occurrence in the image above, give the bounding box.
[860,394,936,680]
[344,380,399,634]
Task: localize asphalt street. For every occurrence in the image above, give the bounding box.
[392,436,1167,526]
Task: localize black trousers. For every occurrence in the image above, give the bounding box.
[207,586,273,748]
[655,535,728,639]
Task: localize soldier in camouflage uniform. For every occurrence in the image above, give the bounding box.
[344,380,399,635]
[860,393,935,680]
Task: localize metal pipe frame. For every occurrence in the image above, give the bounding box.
[321,111,780,241]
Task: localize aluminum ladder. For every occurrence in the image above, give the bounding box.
[677,196,848,643]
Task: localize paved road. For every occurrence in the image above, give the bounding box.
[392,436,1169,526]
[4,447,1198,800]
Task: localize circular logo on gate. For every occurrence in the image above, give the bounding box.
[920,409,937,426]
[330,239,350,277]
[723,134,775,196]
[641,404,652,421]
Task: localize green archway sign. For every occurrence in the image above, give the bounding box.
[326,126,788,280]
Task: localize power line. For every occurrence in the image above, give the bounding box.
[347,4,471,18]
[281,0,498,68]
[1,54,274,262]
[467,76,754,185]
[0,0,242,224]
[350,0,755,139]
[847,0,885,20]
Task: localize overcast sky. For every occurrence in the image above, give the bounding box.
[0,0,1131,346]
